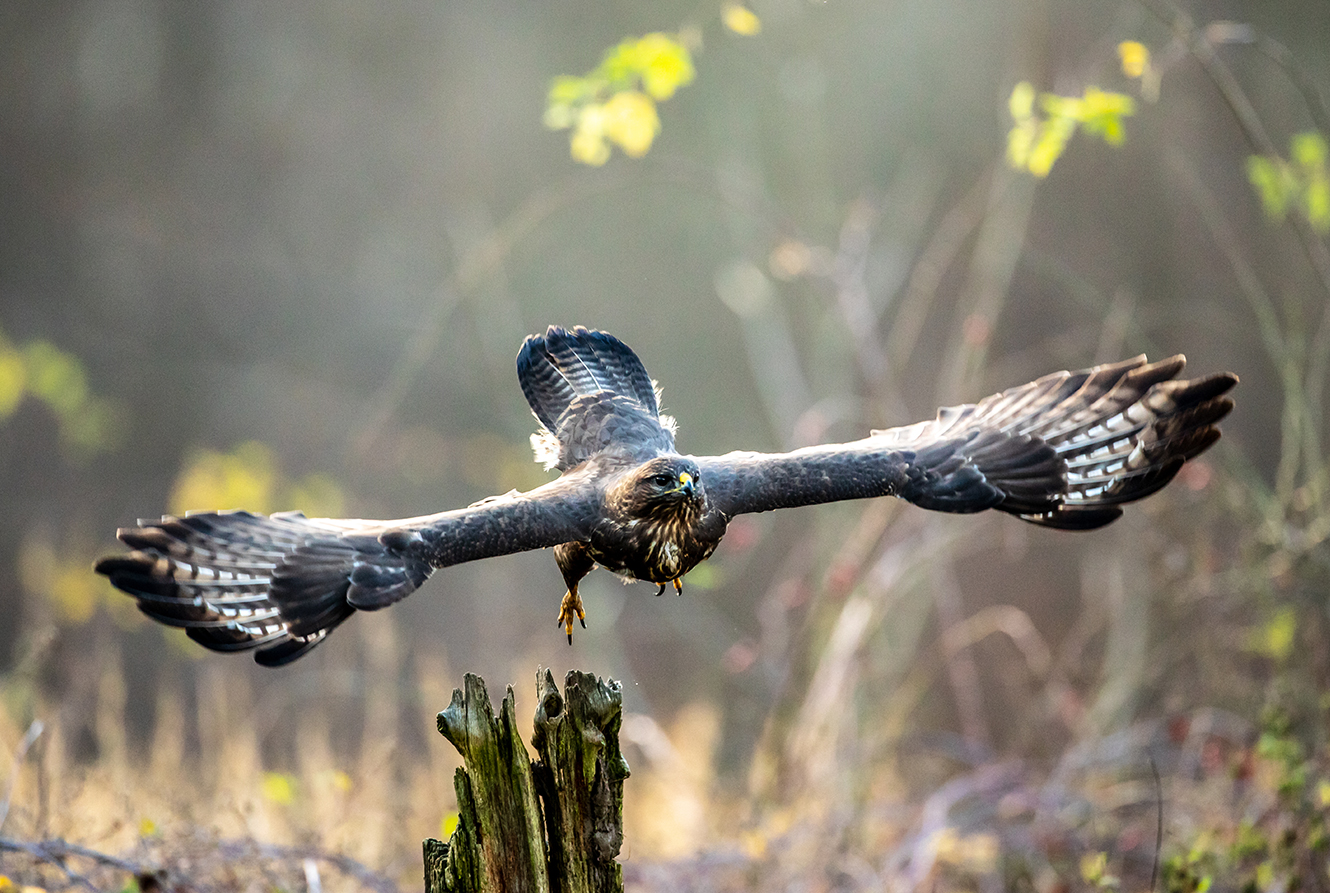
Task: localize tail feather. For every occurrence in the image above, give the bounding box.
[517,325,677,470]
[95,510,433,666]
[517,326,661,431]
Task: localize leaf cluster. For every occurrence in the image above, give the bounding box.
[1247,132,1330,233]
[1006,81,1136,178]
[0,327,120,456]
[544,33,695,167]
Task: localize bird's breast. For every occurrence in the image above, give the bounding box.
[588,511,725,583]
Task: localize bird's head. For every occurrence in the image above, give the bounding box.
[616,456,704,520]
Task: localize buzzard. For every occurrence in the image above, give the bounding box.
[96,326,1237,665]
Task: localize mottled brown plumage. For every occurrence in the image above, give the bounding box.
[96,325,1237,664]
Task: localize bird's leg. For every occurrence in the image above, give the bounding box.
[554,542,595,644]
[655,583,666,596]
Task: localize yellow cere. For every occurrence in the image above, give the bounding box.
[680,472,693,484]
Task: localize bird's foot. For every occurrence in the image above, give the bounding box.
[673,577,683,595]
[557,588,587,644]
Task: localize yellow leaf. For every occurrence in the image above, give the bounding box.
[1307,177,1330,233]
[19,535,105,625]
[543,103,575,131]
[602,90,660,158]
[1081,851,1108,882]
[441,812,460,838]
[170,441,277,515]
[1040,92,1082,120]
[636,33,695,101]
[0,346,25,419]
[1007,122,1035,169]
[24,341,88,418]
[1292,131,1326,168]
[1008,81,1035,121]
[1082,87,1134,119]
[547,75,589,107]
[1028,117,1075,177]
[1257,606,1296,661]
[324,769,353,793]
[52,561,101,624]
[261,772,296,805]
[1118,41,1149,79]
[722,4,762,36]
[932,828,999,872]
[570,108,611,166]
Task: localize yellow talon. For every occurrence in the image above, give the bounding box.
[557,588,587,644]
[655,578,684,596]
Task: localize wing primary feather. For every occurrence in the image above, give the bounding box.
[99,466,602,663]
[97,511,433,664]
[695,355,1235,531]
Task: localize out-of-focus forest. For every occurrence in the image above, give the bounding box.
[1,0,1328,890]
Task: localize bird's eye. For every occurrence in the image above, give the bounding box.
[652,472,673,487]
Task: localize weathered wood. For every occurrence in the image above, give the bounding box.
[531,670,628,893]
[424,670,627,893]
[423,837,448,892]
[431,673,549,893]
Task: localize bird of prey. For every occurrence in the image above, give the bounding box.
[96,326,1237,665]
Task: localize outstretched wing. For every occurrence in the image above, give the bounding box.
[694,355,1236,530]
[96,471,602,666]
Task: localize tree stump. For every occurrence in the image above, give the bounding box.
[423,670,628,893]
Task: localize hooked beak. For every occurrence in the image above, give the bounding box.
[677,471,696,498]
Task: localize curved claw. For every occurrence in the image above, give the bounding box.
[557,588,587,644]
[655,578,684,597]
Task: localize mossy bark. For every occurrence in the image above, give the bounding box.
[423,670,628,893]
[532,669,629,893]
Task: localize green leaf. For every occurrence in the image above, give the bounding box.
[1247,132,1330,231]
[0,345,25,419]
[1292,131,1327,169]
[1247,155,1291,219]
[1304,171,1330,232]
[24,340,88,418]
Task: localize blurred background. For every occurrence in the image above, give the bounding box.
[1,0,1328,889]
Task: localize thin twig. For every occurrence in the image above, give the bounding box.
[0,719,44,834]
[346,171,628,464]
[1248,30,1330,141]
[1136,0,1330,457]
[0,836,121,892]
[0,834,402,893]
[1149,754,1164,892]
[219,839,402,893]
